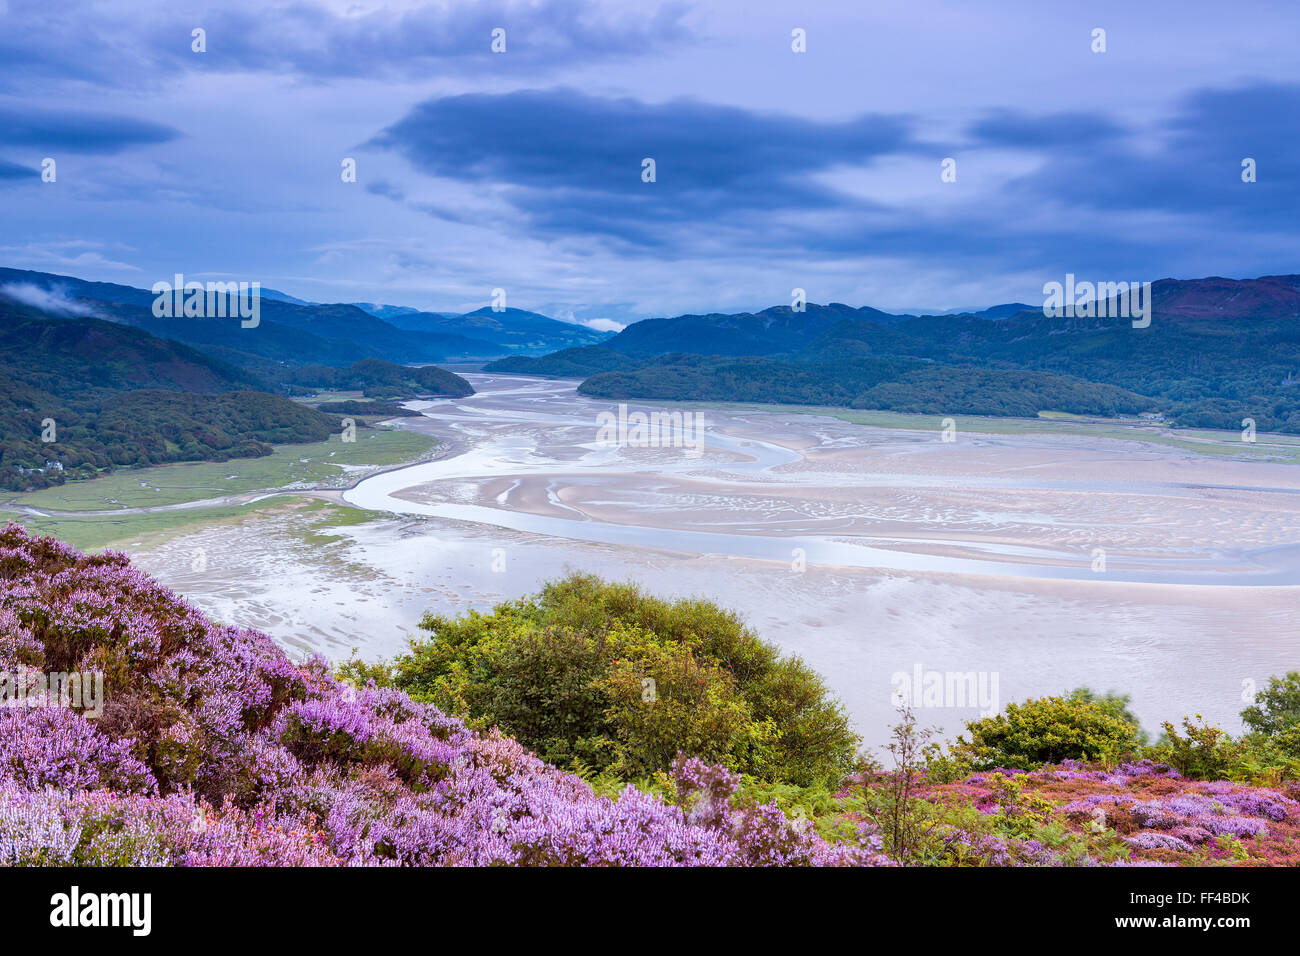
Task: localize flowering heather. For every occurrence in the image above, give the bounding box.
[911,758,1300,866]
[0,524,885,867]
[2,522,1295,867]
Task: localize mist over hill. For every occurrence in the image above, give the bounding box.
[0,268,611,365]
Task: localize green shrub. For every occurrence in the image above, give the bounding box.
[954,696,1142,770]
[358,573,860,787]
[1242,671,1300,749]
[1154,715,1245,780]
[1065,686,1148,744]
[1153,713,1300,783]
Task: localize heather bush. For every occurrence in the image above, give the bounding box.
[4,521,1296,868]
[954,696,1142,770]
[350,573,860,787]
[0,524,882,868]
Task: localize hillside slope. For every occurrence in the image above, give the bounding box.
[2,524,1296,867]
[494,275,1300,431]
[0,524,883,867]
[0,296,341,490]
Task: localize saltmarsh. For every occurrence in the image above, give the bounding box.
[5,428,436,513]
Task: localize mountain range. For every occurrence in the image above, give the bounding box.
[0,274,475,490]
[5,267,1300,493]
[0,269,611,367]
[486,275,1300,434]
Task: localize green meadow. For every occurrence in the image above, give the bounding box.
[6,428,436,513]
[10,498,376,553]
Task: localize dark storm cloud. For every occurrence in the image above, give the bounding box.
[361,81,1297,263]
[0,158,35,179]
[963,83,1300,229]
[0,108,180,154]
[368,88,916,244]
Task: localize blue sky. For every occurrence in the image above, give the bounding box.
[1,0,1298,327]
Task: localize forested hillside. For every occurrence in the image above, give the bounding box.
[490,275,1300,431]
[0,301,341,491]
[279,358,474,399]
[577,354,1154,417]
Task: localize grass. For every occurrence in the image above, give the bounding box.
[9,498,377,553]
[7,428,436,513]
[295,390,369,404]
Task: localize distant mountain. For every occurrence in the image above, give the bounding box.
[260,288,316,307]
[0,269,496,365]
[350,303,428,322]
[351,302,612,353]
[968,302,1038,319]
[485,345,631,378]
[491,275,1300,434]
[381,306,613,353]
[894,302,1037,318]
[0,269,610,364]
[1146,274,1300,321]
[606,302,912,357]
[600,276,1300,360]
[0,296,264,394]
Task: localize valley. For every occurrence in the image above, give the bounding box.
[32,372,1294,749]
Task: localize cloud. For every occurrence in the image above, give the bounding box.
[0,241,142,273]
[0,281,98,316]
[344,78,1300,303]
[0,157,34,180]
[1,2,1297,318]
[0,107,180,154]
[962,82,1300,230]
[368,88,915,246]
[365,180,406,202]
[175,0,693,78]
[967,110,1127,148]
[577,317,625,332]
[0,0,694,92]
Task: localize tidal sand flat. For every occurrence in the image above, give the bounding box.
[128,374,1299,747]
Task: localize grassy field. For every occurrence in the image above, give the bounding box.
[9,497,376,553]
[7,428,436,513]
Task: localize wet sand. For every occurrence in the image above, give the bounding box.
[128,374,1300,749]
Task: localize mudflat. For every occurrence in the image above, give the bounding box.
[128,373,1300,746]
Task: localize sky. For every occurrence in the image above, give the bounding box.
[1,0,1298,327]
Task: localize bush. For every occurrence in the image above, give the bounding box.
[1152,714,1300,784]
[1066,686,1148,745]
[1242,672,1300,751]
[358,573,860,787]
[954,696,1142,770]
